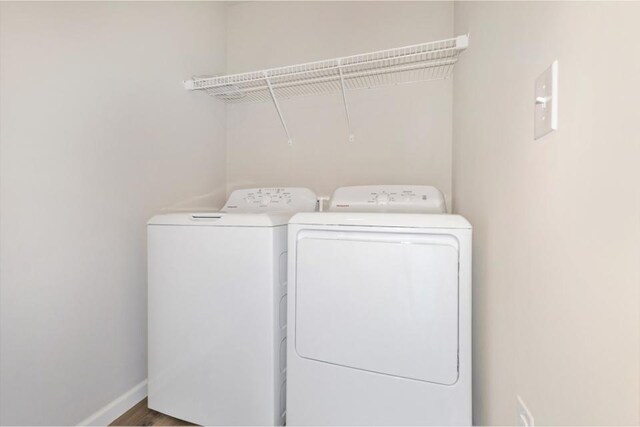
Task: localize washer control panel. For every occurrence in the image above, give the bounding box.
[328,185,446,213]
[222,187,317,213]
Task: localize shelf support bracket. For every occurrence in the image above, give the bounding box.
[263,72,293,146]
[337,61,355,142]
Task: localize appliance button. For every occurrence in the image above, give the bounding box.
[376,194,390,205]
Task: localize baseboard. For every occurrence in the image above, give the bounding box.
[77,379,148,426]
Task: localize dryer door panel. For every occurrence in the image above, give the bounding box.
[295,230,459,385]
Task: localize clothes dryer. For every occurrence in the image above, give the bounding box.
[287,185,471,426]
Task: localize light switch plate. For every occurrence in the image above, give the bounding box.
[534,60,558,139]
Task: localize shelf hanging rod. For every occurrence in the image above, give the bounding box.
[337,60,355,142]
[263,72,293,146]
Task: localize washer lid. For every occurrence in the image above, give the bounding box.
[148,212,294,227]
[289,212,471,229]
[149,187,318,227]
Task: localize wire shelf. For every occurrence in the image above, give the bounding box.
[184,35,468,144]
[184,35,468,103]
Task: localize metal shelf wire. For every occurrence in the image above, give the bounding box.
[183,35,468,144]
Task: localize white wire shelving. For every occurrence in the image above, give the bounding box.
[184,35,468,145]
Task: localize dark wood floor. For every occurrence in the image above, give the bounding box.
[110,398,195,426]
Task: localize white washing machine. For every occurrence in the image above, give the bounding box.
[287,185,472,426]
[148,187,317,426]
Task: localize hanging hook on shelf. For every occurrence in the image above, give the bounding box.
[263,72,293,146]
[337,60,355,142]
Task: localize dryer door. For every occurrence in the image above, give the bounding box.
[295,229,459,385]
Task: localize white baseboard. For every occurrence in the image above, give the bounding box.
[77,379,147,426]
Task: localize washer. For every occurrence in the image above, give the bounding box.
[148,187,316,426]
[287,185,472,426]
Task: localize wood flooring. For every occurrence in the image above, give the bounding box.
[110,398,195,426]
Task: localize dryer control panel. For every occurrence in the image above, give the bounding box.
[222,187,317,213]
[328,185,446,213]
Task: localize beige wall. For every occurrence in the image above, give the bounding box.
[226,1,454,206]
[453,2,640,425]
[0,2,227,425]
[2,2,639,426]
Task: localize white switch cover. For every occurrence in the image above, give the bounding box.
[534,60,558,139]
[517,396,535,427]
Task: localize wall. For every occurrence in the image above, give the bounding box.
[453,2,640,425]
[0,2,227,425]
[226,1,454,205]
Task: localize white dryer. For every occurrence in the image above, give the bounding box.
[148,187,316,426]
[287,185,472,426]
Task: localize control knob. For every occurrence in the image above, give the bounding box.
[376,193,390,205]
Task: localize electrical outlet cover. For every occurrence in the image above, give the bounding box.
[517,396,535,427]
[534,60,558,140]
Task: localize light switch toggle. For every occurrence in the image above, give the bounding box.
[535,96,551,108]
